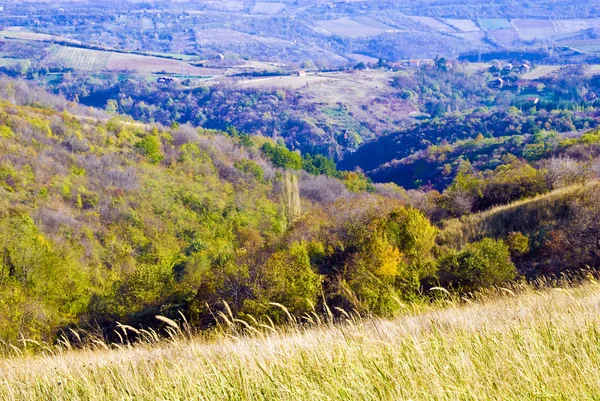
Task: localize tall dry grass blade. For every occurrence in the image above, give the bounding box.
[155,315,181,332]
[269,302,295,323]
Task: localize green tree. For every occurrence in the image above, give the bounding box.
[246,242,322,320]
[261,143,302,170]
[137,134,164,164]
[438,238,517,293]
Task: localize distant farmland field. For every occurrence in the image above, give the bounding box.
[407,16,455,33]
[0,30,81,44]
[45,45,220,75]
[554,19,600,34]
[566,40,600,53]
[512,19,556,40]
[522,65,561,80]
[199,1,244,11]
[479,19,512,30]
[352,16,397,31]
[315,19,387,38]
[488,29,520,47]
[106,53,220,75]
[347,53,380,64]
[47,46,110,70]
[252,2,286,14]
[443,19,481,32]
[455,32,487,46]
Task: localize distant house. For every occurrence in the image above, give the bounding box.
[296,70,307,77]
[503,63,513,71]
[518,64,531,74]
[526,97,539,104]
[489,77,505,89]
[215,53,225,60]
[157,76,179,84]
[409,59,421,67]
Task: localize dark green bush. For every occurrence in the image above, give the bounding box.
[437,238,517,293]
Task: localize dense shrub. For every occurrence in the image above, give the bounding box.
[437,238,517,293]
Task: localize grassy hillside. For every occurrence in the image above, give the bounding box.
[3,278,600,400]
[439,183,593,247]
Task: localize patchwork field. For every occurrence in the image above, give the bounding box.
[408,16,456,33]
[455,32,487,46]
[252,2,286,14]
[479,19,512,30]
[352,16,398,31]
[46,45,110,70]
[571,42,600,53]
[0,30,81,44]
[197,1,245,11]
[554,19,600,33]
[106,53,219,75]
[0,58,26,67]
[443,19,481,32]
[315,19,389,38]
[488,28,521,47]
[511,19,556,40]
[44,45,221,75]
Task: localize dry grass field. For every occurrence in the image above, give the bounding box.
[439,184,589,247]
[3,277,600,400]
